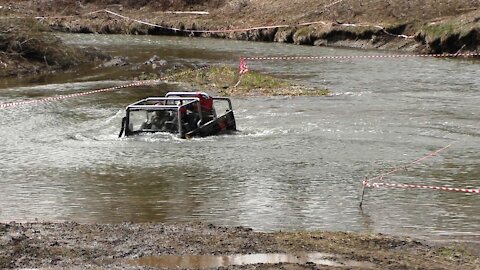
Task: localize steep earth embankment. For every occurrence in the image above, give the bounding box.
[4,0,480,54]
[0,17,106,77]
[1,0,479,77]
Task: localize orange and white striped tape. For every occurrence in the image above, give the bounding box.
[238,54,479,74]
[367,144,453,183]
[243,53,480,61]
[361,144,479,194]
[363,180,480,194]
[0,66,208,109]
[0,83,134,109]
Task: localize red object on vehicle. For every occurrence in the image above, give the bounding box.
[196,92,213,112]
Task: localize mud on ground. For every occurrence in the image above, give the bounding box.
[1,222,479,269]
[1,2,479,269]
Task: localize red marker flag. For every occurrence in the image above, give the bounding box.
[239,57,249,75]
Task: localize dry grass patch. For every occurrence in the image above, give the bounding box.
[168,65,330,97]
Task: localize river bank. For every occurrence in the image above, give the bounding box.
[1,222,479,269]
[0,17,107,77]
[1,0,479,79]
[0,21,329,96]
[1,3,479,270]
[4,0,479,54]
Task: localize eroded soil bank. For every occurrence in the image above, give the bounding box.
[5,0,480,54]
[1,0,479,78]
[1,222,479,269]
[0,18,107,77]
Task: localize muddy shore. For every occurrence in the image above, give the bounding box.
[1,0,479,78]
[1,2,480,269]
[0,17,107,77]
[1,222,479,269]
[9,0,480,54]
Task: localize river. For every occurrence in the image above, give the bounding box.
[0,34,478,239]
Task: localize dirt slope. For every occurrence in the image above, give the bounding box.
[2,0,480,54]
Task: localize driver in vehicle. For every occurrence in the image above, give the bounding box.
[150,110,169,130]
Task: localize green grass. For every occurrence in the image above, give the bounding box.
[421,23,458,38]
[239,70,287,89]
[294,26,316,37]
[436,246,472,260]
[173,65,286,89]
[167,65,330,96]
[420,12,480,40]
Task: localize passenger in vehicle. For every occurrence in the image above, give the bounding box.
[196,92,216,124]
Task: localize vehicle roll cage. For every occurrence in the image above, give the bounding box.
[120,92,234,138]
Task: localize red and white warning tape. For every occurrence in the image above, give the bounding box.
[368,144,453,182]
[243,53,480,61]
[239,57,249,75]
[0,82,137,109]
[361,144,479,194]
[238,53,480,74]
[363,180,480,194]
[0,66,208,109]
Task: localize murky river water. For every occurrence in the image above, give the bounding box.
[0,34,478,239]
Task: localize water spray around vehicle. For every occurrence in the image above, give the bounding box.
[118,91,237,139]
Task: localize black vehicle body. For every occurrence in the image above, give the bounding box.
[118,92,236,139]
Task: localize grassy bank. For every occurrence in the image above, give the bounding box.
[0,18,105,77]
[5,0,477,54]
[1,0,478,72]
[417,10,480,53]
[152,65,331,96]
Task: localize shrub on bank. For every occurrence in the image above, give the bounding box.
[417,11,480,53]
[0,18,105,77]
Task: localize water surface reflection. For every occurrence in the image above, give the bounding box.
[0,34,478,239]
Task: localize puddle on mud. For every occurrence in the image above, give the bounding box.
[128,252,376,269]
